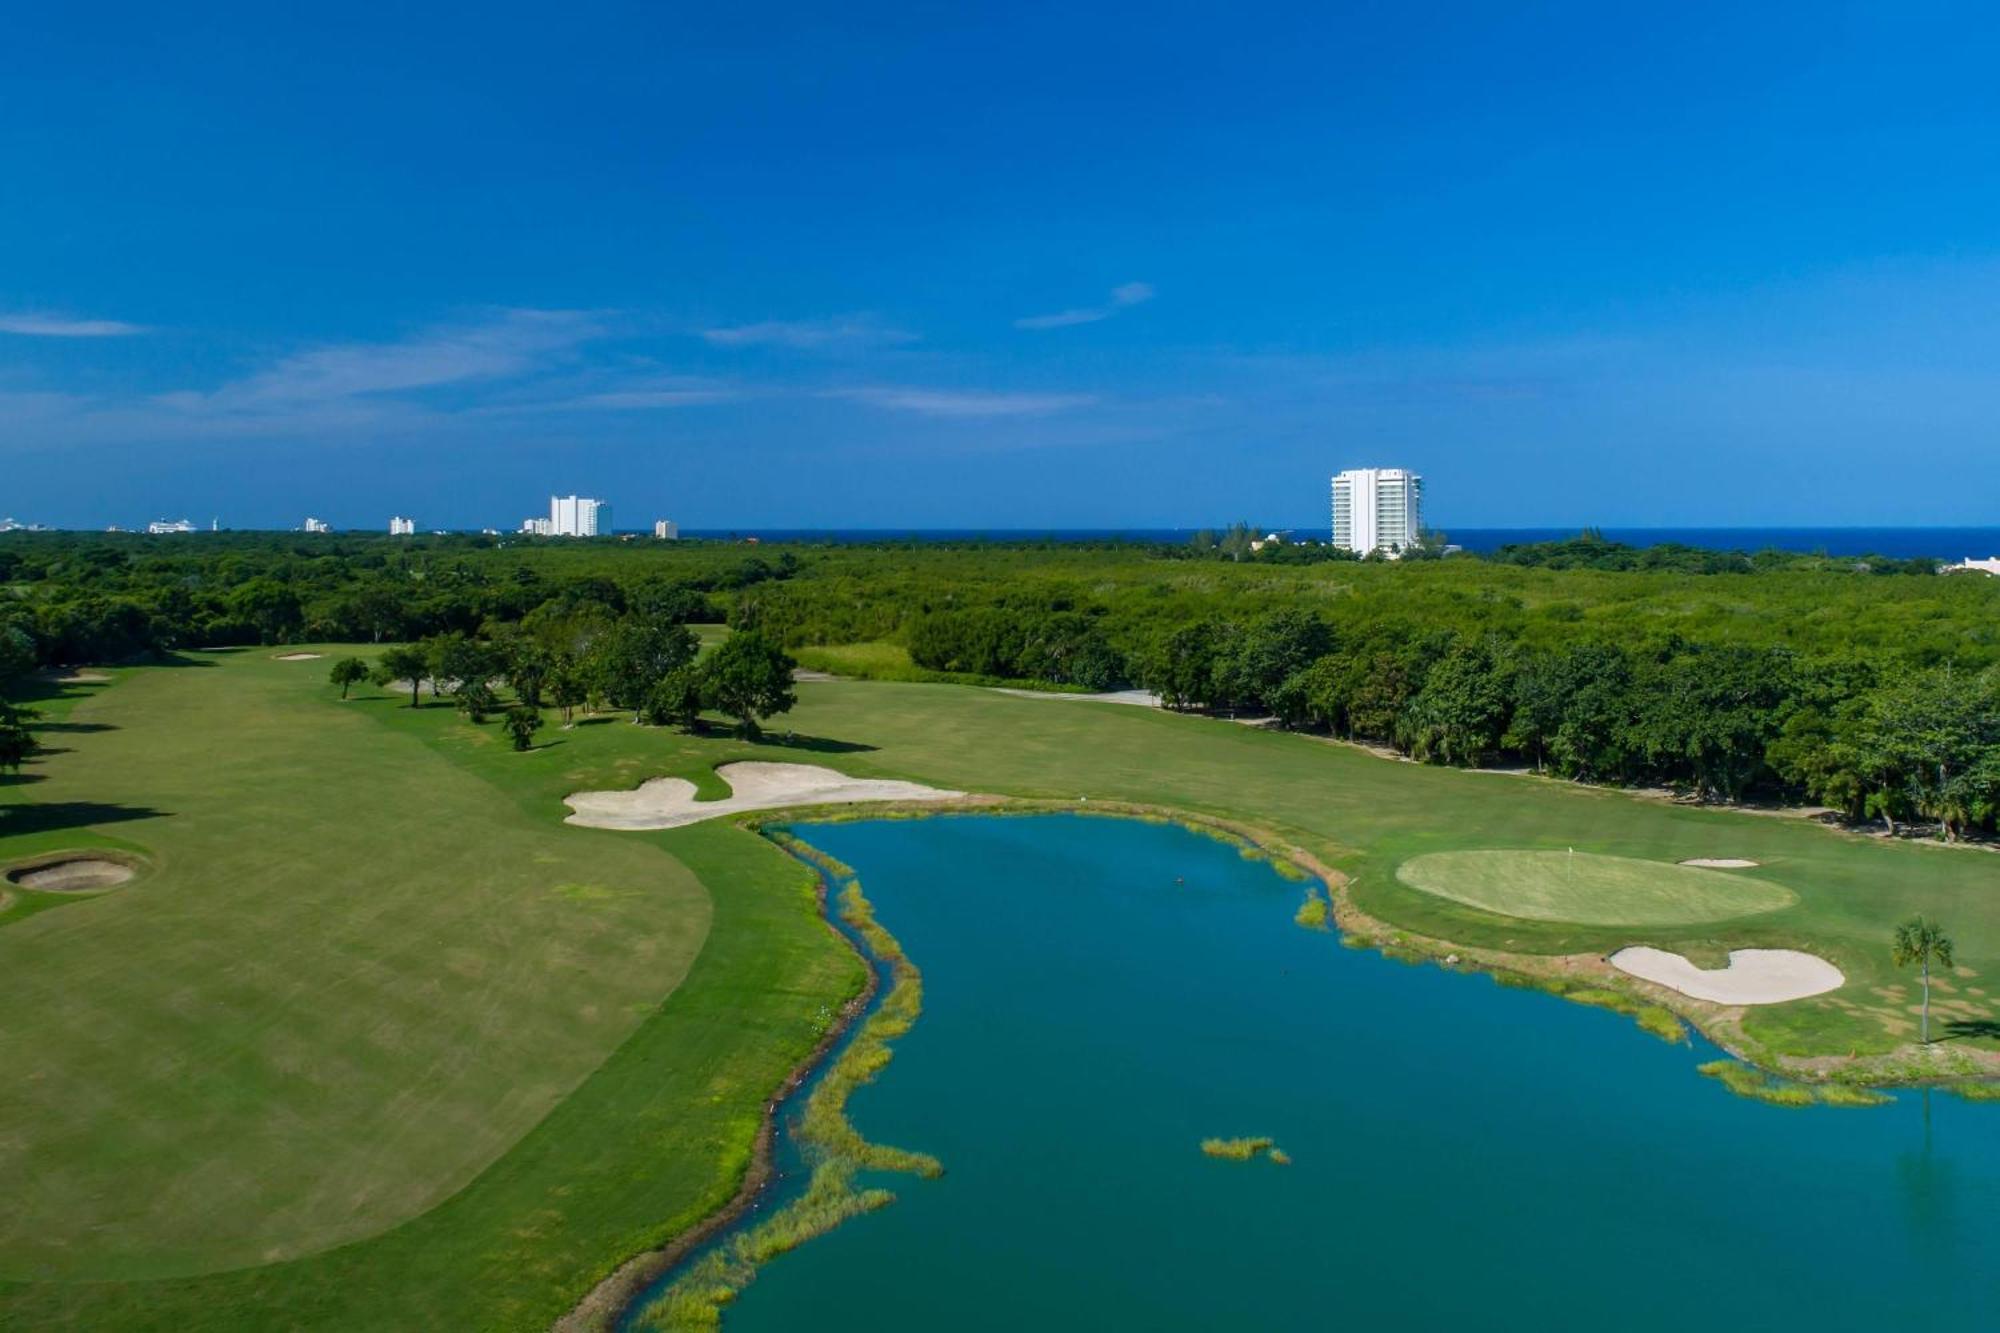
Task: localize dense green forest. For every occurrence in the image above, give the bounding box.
[5,529,2000,836]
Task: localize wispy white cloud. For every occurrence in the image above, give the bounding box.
[157,308,604,413]
[0,313,147,337]
[1013,282,1154,331]
[702,316,917,350]
[569,388,740,410]
[828,386,1098,418]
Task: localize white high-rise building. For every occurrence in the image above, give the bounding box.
[304,516,330,534]
[389,515,416,535]
[653,519,679,540]
[1330,468,1423,555]
[548,495,611,537]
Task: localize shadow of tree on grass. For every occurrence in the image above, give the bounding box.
[0,800,169,838]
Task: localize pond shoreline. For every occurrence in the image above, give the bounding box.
[560,795,1993,1332]
[554,852,886,1333]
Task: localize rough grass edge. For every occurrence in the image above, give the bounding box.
[628,848,940,1332]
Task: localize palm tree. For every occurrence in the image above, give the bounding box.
[1892,916,1956,1045]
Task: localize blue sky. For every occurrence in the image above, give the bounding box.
[5,1,2000,531]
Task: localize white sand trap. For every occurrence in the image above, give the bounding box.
[274,652,324,661]
[42,668,111,684]
[1610,946,1843,1004]
[7,858,137,892]
[992,687,1161,707]
[1681,857,1760,868]
[565,761,966,830]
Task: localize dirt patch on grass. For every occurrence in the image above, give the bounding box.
[5,856,138,893]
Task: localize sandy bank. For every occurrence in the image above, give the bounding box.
[991,687,1161,707]
[565,761,966,830]
[1610,946,1843,1005]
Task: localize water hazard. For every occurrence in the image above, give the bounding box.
[647,813,2000,1329]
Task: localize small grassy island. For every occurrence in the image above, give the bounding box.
[5,531,2000,1328]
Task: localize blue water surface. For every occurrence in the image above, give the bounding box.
[682,814,2000,1330]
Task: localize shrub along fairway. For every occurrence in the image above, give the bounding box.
[1394,850,1798,926]
[4,658,2000,1328]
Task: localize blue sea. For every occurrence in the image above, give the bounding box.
[677,526,2000,560]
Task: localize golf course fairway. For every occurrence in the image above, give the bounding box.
[3,649,1998,1329]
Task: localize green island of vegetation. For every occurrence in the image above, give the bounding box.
[1200,1136,1287,1162]
[5,530,2000,1328]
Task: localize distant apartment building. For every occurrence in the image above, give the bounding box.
[533,495,610,537]
[303,516,331,534]
[389,516,416,535]
[1330,468,1423,556]
[653,519,679,540]
[147,518,197,534]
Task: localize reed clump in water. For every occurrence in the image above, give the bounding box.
[1293,888,1330,932]
[637,862,940,1331]
[1201,1136,1279,1162]
[1697,1059,1889,1108]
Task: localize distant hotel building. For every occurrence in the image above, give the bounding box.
[1330,468,1423,556]
[147,518,197,534]
[304,516,330,534]
[653,519,679,540]
[389,516,416,535]
[524,495,611,537]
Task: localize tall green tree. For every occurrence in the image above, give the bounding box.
[370,646,429,708]
[547,656,586,728]
[593,619,700,722]
[328,656,369,699]
[502,705,544,752]
[701,629,797,737]
[1892,915,1956,1045]
[0,701,38,773]
[643,664,707,731]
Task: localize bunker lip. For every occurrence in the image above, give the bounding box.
[5,855,141,893]
[1609,946,1845,1005]
[564,761,967,831]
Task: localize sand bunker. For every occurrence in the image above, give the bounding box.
[274,652,325,661]
[992,688,1161,707]
[42,668,111,684]
[565,761,966,830]
[1610,946,1843,1005]
[1680,858,1761,869]
[6,858,137,893]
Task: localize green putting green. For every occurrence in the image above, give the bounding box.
[1394,849,1798,926]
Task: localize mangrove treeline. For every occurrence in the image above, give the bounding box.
[4,530,1999,834]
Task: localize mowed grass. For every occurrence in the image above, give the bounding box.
[0,651,862,1328]
[1394,850,1797,926]
[7,662,2000,1327]
[0,651,719,1280]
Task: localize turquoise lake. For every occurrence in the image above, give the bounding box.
[658,814,2000,1329]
